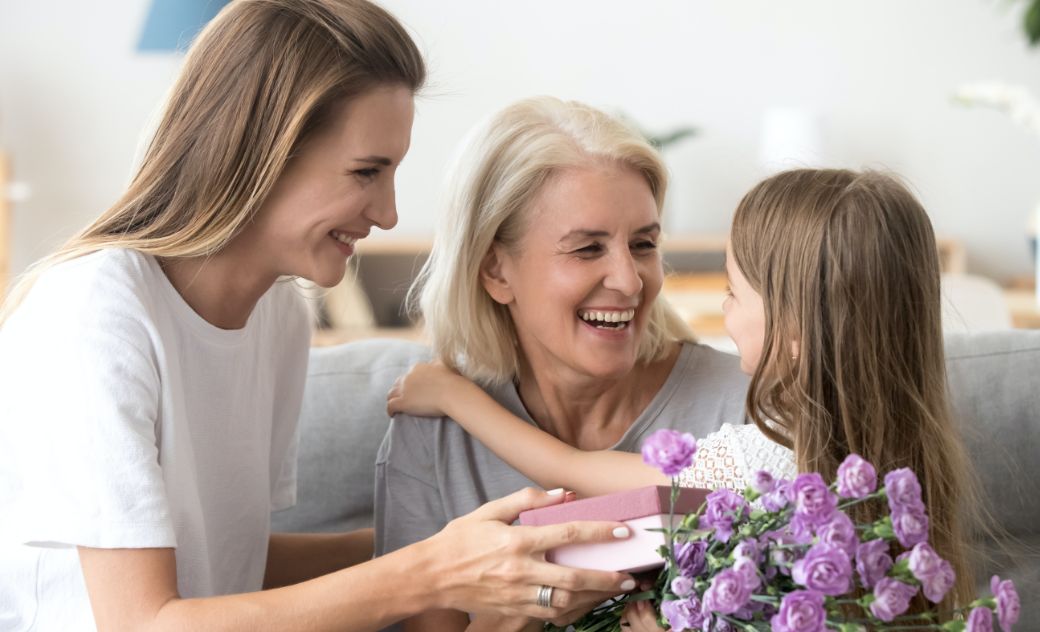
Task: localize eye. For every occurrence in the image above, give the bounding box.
[724,284,734,298]
[631,239,658,254]
[351,168,380,182]
[574,243,604,256]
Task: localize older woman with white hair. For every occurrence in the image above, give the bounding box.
[374,97,749,631]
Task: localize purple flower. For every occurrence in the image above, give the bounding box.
[661,596,706,631]
[836,453,877,499]
[791,544,852,596]
[764,531,797,577]
[891,505,930,548]
[791,473,838,527]
[770,590,826,632]
[760,478,792,512]
[907,543,954,603]
[734,556,762,590]
[816,512,858,558]
[870,578,918,622]
[753,470,777,494]
[855,539,893,589]
[674,539,708,578]
[884,468,924,513]
[671,575,694,598]
[967,606,995,632]
[702,568,752,615]
[734,538,762,562]
[641,429,698,476]
[699,489,749,542]
[991,575,1021,632]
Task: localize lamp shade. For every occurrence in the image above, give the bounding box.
[137,0,230,52]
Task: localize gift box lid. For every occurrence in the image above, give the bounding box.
[518,485,710,526]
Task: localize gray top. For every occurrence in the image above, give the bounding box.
[374,342,750,560]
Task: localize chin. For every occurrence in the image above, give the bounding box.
[306,264,348,289]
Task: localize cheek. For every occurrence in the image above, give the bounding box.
[639,257,664,298]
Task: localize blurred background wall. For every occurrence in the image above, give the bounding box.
[2,0,1039,282]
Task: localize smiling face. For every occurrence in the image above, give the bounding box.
[723,240,767,374]
[245,84,414,288]
[482,163,663,381]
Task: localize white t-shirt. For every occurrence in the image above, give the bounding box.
[0,248,311,631]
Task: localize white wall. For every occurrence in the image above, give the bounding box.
[3,0,1040,281]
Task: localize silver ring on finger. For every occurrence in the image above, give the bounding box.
[536,584,555,609]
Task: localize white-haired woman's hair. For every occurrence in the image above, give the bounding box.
[409,96,694,385]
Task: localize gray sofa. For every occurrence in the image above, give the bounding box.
[273,331,1040,619]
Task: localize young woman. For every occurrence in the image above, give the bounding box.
[388,168,979,628]
[0,2,639,630]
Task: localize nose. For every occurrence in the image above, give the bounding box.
[603,249,643,296]
[367,179,399,231]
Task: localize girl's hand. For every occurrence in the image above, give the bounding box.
[387,361,463,418]
[417,487,638,621]
[622,598,668,631]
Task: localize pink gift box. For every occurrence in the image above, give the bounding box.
[518,485,710,573]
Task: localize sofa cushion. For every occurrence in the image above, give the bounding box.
[271,338,430,533]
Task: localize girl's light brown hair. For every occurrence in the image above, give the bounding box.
[732,168,977,607]
[1,0,424,323]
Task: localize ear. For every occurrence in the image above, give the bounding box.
[480,243,515,305]
[790,338,801,361]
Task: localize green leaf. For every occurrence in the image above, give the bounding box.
[1026,0,1040,46]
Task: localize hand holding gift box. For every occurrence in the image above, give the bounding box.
[519,485,710,573]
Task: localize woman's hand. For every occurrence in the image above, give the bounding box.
[622,598,668,632]
[415,487,638,622]
[387,361,463,418]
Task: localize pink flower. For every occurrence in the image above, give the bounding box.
[816,512,858,557]
[870,578,918,622]
[753,470,777,494]
[836,453,877,499]
[884,468,924,513]
[702,568,752,615]
[698,489,748,542]
[641,429,698,476]
[855,539,893,589]
[770,590,826,632]
[662,596,706,631]
[908,543,955,604]
[967,606,995,632]
[991,575,1021,632]
[891,505,930,548]
[791,544,852,596]
[791,473,838,527]
[671,575,694,598]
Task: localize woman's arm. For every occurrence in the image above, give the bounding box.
[79,488,638,632]
[387,363,667,497]
[264,529,374,588]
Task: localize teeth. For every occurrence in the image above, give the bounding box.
[330,230,358,246]
[578,308,635,324]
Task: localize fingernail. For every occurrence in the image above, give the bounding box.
[620,579,636,591]
[612,526,630,538]
[546,488,564,496]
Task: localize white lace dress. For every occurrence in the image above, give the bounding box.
[677,423,797,490]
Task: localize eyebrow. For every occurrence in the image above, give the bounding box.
[355,155,393,166]
[558,222,661,243]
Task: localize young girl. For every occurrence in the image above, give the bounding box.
[387,168,977,624]
[0,2,639,630]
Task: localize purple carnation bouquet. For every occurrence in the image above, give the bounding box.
[548,429,1021,632]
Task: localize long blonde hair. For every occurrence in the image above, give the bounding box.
[410,96,693,385]
[0,0,425,324]
[732,168,977,607]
